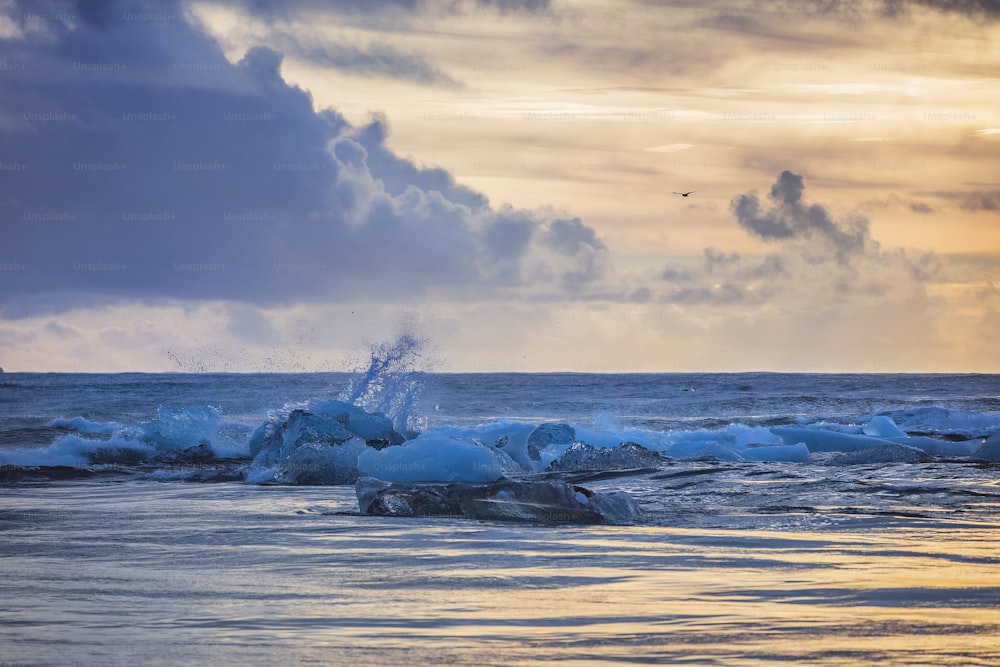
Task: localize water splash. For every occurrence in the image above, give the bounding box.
[339,331,430,437]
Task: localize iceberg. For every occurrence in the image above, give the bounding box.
[356,477,643,525]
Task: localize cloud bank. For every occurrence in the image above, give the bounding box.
[0,0,606,313]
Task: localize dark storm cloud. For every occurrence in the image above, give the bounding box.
[730,170,869,263]
[0,0,606,312]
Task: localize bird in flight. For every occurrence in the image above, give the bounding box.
[673,191,696,197]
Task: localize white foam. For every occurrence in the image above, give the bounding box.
[49,416,121,434]
[0,434,154,468]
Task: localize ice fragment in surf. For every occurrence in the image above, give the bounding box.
[771,426,895,453]
[249,409,357,469]
[249,402,403,464]
[973,431,1000,462]
[526,422,576,461]
[246,401,406,484]
[742,443,811,462]
[828,443,934,465]
[357,433,504,483]
[862,415,907,438]
[273,437,367,485]
[355,477,643,525]
[772,424,979,458]
[880,434,979,458]
[547,441,665,472]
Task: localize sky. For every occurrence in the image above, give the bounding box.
[1,0,998,372]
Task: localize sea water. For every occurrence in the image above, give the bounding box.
[2,371,999,665]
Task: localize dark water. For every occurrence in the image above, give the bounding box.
[1,372,999,665]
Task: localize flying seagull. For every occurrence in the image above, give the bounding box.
[673,191,696,197]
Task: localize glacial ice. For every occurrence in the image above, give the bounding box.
[771,426,892,453]
[355,476,643,525]
[827,443,934,465]
[547,441,665,472]
[973,431,1000,462]
[862,415,908,438]
[248,409,357,469]
[772,416,981,458]
[527,422,577,461]
[273,437,367,485]
[245,400,405,484]
[357,433,503,483]
[881,407,1000,438]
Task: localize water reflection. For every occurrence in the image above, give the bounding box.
[1,483,998,666]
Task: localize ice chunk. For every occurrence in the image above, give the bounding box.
[882,435,979,458]
[273,437,367,485]
[773,424,978,457]
[526,423,576,461]
[973,431,1000,462]
[665,438,746,462]
[881,407,1000,438]
[357,433,503,483]
[249,409,357,470]
[133,405,221,452]
[306,399,404,444]
[829,443,934,465]
[547,441,665,472]
[771,426,890,453]
[472,421,539,470]
[862,415,907,438]
[248,400,404,461]
[355,477,643,525]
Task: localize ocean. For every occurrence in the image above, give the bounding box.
[2,370,999,665]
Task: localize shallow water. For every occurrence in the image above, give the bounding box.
[2,480,999,666]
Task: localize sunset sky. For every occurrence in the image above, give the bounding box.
[1,0,998,372]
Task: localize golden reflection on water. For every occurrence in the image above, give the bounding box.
[288,521,1000,665]
[3,483,999,666]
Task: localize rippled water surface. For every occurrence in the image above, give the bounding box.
[3,480,999,666]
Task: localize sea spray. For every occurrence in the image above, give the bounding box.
[339,331,430,437]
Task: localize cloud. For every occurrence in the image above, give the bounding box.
[659,170,939,309]
[0,0,608,313]
[765,0,1000,19]
[730,170,869,263]
[220,0,551,17]
[291,41,460,86]
[927,189,1000,211]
